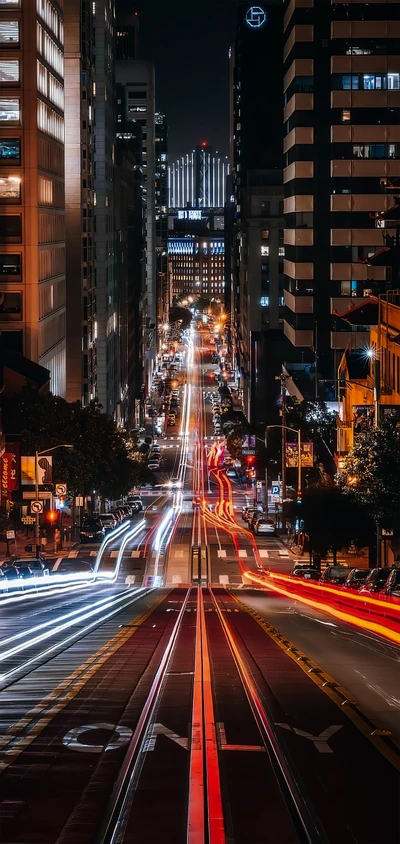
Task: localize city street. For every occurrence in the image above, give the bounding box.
[0,325,399,843]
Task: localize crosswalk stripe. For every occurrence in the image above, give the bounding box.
[259,549,269,558]
[238,550,247,558]
[131,550,141,558]
[217,550,227,558]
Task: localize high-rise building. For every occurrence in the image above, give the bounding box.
[168,145,229,209]
[155,111,168,329]
[0,0,66,396]
[94,0,118,417]
[229,2,287,424]
[283,0,400,398]
[116,48,156,389]
[168,209,225,301]
[64,0,95,405]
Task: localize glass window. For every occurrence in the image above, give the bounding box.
[342,75,359,90]
[342,109,351,123]
[0,20,19,45]
[0,98,19,122]
[0,0,20,6]
[261,200,270,214]
[0,291,21,314]
[363,74,375,90]
[261,245,269,257]
[388,73,400,90]
[0,253,20,274]
[0,175,20,201]
[341,281,351,296]
[0,138,20,161]
[261,229,269,240]
[0,59,19,84]
[279,246,285,257]
[0,215,21,243]
[260,297,269,307]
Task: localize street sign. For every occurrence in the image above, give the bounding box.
[271,484,280,496]
[56,483,67,496]
[22,516,36,525]
[382,528,394,537]
[31,500,43,514]
[6,529,15,540]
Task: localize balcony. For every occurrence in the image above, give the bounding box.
[284,320,314,347]
[285,290,314,313]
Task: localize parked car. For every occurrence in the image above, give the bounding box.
[320,565,350,586]
[1,563,25,589]
[343,568,372,590]
[242,506,262,523]
[359,567,391,595]
[80,518,105,543]
[99,513,117,533]
[291,563,313,576]
[127,494,143,512]
[253,518,276,536]
[383,568,400,598]
[167,414,176,427]
[226,468,236,478]
[148,461,160,471]
[291,567,321,582]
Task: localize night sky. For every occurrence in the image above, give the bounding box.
[132,0,240,161]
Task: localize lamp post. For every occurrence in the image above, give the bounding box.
[265,425,302,529]
[35,444,73,557]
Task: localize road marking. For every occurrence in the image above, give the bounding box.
[278,550,289,557]
[0,594,166,774]
[131,550,141,558]
[238,550,247,558]
[216,722,265,752]
[90,551,97,557]
[68,551,79,558]
[142,722,188,752]
[219,575,229,585]
[125,575,136,585]
[110,550,118,558]
[174,549,184,558]
[217,550,226,558]
[276,723,342,753]
[259,549,269,558]
[63,723,133,753]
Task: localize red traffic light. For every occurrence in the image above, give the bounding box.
[246,455,255,464]
[46,510,57,523]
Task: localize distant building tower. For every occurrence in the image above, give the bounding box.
[168,145,229,209]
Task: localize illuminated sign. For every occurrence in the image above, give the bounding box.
[245,6,267,29]
[177,210,203,221]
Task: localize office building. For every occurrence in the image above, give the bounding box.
[283,0,400,398]
[168,209,225,301]
[155,111,168,329]
[0,0,66,396]
[168,144,229,209]
[116,49,156,389]
[64,0,95,405]
[229,2,287,424]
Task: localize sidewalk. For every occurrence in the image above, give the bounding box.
[283,537,370,568]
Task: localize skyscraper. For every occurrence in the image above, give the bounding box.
[64,0,95,405]
[283,0,400,397]
[229,2,286,424]
[116,44,156,390]
[168,145,229,209]
[0,0,66,395]
[155,111,168,329]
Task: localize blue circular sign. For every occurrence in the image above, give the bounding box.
[245,6,267,29]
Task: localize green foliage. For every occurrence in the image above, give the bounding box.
[339,416,400,529]
[4,392,152,499]
[287,399,337,458]
[225,427,242,460]
[300,482,373,559]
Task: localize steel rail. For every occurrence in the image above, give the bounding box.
[209,588,329,844]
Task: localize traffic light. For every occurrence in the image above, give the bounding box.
[246,455,255,465]
[46,509,57,523]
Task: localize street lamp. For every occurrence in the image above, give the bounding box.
[35,444,73,556]
[265,425,302,522]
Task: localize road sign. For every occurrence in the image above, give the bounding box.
[382,528,394,537]
[31,500,43,514]
[56,483,67,496]
[271,484,280,496]
[21,516,36,525]
[6,529,15,540]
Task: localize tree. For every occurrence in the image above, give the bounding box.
[4,391,150,500]
[286,399,337,471]
[299,482,373,563]
[339,416,400,532]
[225,428,242,460]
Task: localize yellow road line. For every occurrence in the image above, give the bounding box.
[0,592,167,773]
[229,591,400,773]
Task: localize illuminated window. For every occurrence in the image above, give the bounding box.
[261,245,269,257]
[0,59,19,83]
[260,297,269,307]
[0,20,19,45]
[261,229,269,240]
[278,246,285,257]
[0,175,20,202]
[0,98,19,122]
[342,109,351,123]
[388,74,400,90]
[0,138,19,161]
[0,253,20,274]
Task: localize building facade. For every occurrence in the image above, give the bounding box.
[155,111,168,329]
[0,0,66,396]
[229,2,286,424]
[283,0,400,398]
[64,0,95,404]
[168,144,229,209]
[168,209,225,301]
[116,53,156,389]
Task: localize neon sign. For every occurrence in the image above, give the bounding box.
[245,6,267,29]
